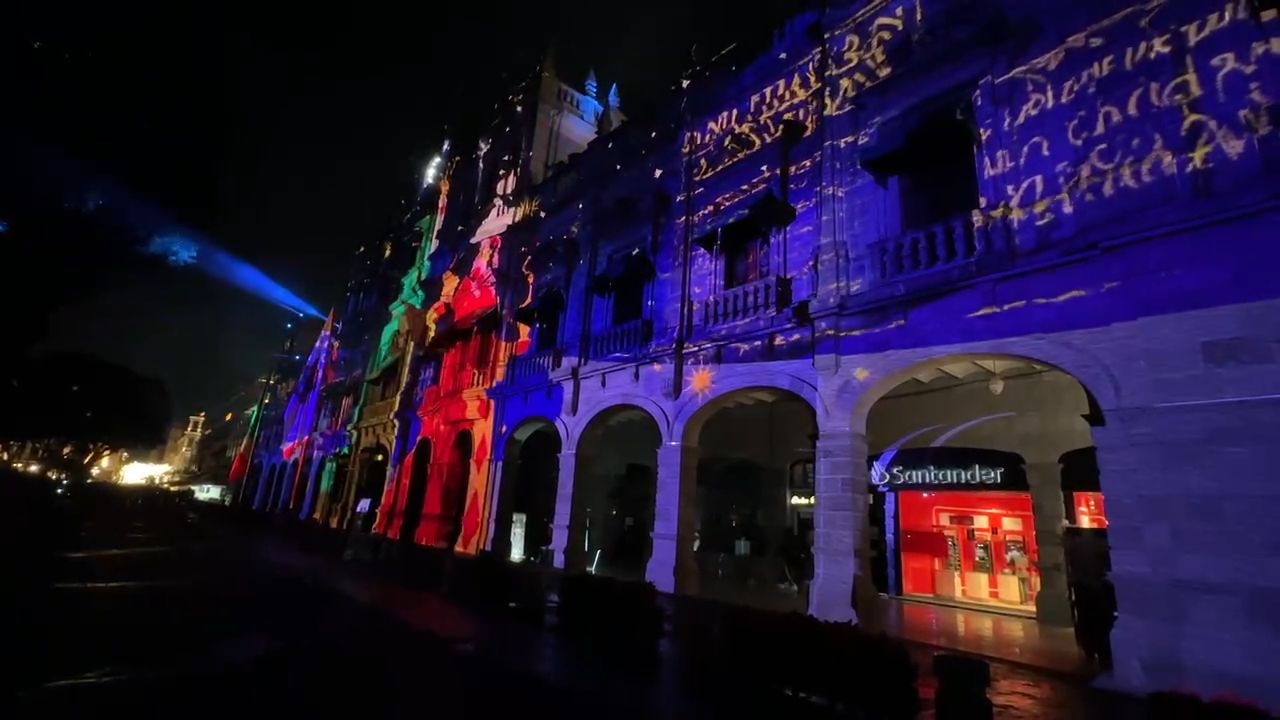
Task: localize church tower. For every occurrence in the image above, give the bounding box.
[528,51,625,184]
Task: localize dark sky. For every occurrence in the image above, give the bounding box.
[1,2,796,424]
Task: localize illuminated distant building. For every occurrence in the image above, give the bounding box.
[164,414,205,473]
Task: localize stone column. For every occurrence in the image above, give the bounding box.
[252,463,272,511]
[550,449,578,570]
[484,458,505,552]
[809,427,872,624]
[646,442,698,594]
[298,454,324,520]
[1026,458,1073,626]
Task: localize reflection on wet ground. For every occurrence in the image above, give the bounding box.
[876,597,1085,673]
[8,479,618,716]
[9,476,1146,718]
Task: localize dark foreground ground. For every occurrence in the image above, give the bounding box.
[2,471,1186,718]
[4,473,615,717]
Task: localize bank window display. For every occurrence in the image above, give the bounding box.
[897,489,1039,612]
[870,447,1096,616]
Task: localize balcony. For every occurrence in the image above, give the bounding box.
[868,213,1008,284]
[360,397,397,425]
[589,318,653,360]
[703,275,792,327]
[438,366,490,396]
[509,348,562,381]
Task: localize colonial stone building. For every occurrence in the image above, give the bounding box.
[373,59,621,552]
[484,0,1280,705]
[246,0,1280,707]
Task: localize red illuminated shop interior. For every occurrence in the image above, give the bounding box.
[873,446,1109,616]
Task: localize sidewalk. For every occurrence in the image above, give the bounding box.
[257,536,693,718]
[251,526,1143,719]
[869,597,1087,675]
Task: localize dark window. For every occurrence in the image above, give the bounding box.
[531,290,565,353]
[612,277,645,325]
[380,360,401,401]
[862,103,979,233]
[789,459,815,494]
[722,224,769,290]
[535,311,560,352]
[895,108,979,231]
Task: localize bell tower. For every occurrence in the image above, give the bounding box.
[528,50,625,184]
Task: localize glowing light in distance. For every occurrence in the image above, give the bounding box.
[119,462,172,485]
[423,154,444,187]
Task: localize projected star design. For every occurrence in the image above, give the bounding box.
[687,364,715,399]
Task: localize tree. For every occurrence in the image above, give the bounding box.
[0,352,171,454]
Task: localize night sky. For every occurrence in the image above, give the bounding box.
[1,2,796,427]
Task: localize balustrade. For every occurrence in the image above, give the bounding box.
[509,348,562,380]
[868,213,1005,283]
[589,318,653,359]
[703,275,792,327]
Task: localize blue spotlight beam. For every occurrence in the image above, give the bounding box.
[145,234,322,319]
[11,141,323,320]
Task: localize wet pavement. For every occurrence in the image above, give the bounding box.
[4,474,622,717]
[6,472,1150,718]
[256,529,1146,719]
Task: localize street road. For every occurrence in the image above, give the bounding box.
[5,473,609,716]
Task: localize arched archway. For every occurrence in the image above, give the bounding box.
[353,445,389,533]
[438,430,472,550]
[859,354,1110,641]
[681,387,818,612]
[399,438,432,543]
[493,420,561,563]
[569,405,661,580]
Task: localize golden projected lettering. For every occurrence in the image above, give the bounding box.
[684,54,822,182]
[825,1,921,117]
[683,0,921,184]
[999,2,1257,133]
[983,1,1278,226]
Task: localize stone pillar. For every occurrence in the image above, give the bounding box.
[298,454,324,520]
[809,427,871,624]
[252,463,272,511]
[484,458,505,552]
[550,449,578,569]
[646,442,698,594]
[1026,459,1073,626]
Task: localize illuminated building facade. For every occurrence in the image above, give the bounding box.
[484,0,1280,704]
[309,222,421,527]
[246,0,1280,706]
[371,60,619,552]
